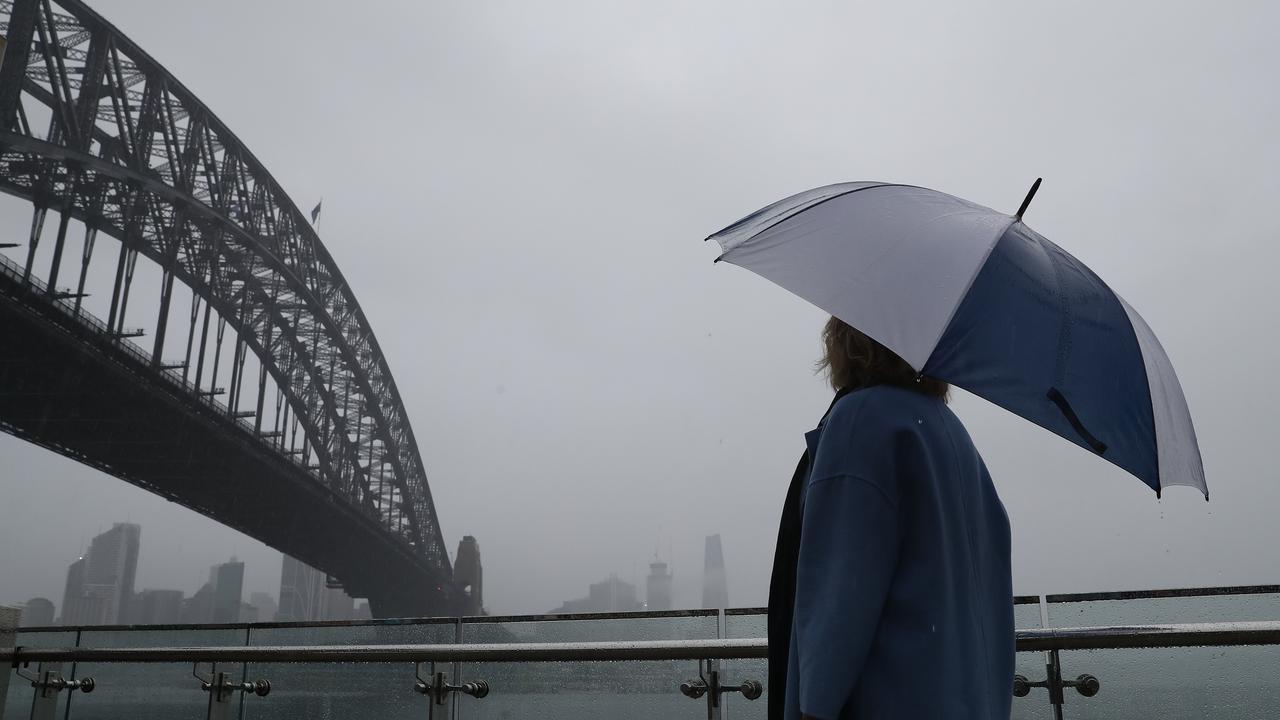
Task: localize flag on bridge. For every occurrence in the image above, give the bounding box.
[310,200,322,224]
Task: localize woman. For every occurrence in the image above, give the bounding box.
[768,317,1014,720]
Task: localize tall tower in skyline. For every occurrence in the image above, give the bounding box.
[210,558,245,623]
[701,534,728,610]
[276,554,359,621]
[277,554,327,622]
[646,555,673,611]
[454,536,483,615]
[60,557,86,625]
[61,523,140,625]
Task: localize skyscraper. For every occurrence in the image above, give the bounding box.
[61,523,141,625]
[135,590,185,625]
[20,598,55,627]
[549,575,643,614]
[210,559,245,623]
[454,536,483,615]
[276,554,359,621]
[646,556,673,611]
[701,534,728,609]
[60,557,86,625]
[277,554,326,622]
[179,558,244,624]
[249,593,278,624]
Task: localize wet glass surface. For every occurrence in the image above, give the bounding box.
[455,613,718,720]
[242,620,457,720]
[70,627,244,720]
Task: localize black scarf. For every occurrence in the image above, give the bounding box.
[767,388,852,720]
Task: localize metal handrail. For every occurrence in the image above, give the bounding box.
[5,622,1280,665]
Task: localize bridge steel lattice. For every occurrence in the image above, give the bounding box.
[0,0,463,616]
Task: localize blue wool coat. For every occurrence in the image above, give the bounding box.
[783,385,1014,720]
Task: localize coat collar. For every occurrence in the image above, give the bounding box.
[803,385,855,462]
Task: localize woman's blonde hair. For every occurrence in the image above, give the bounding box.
[817,316,949,400]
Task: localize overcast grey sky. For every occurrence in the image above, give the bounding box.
[1,0,1278,616]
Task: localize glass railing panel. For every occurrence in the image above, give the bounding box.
[1013,651,1054,720]
[722,604,1044,719]
[722,611,767,719]
[241,619,457,720]
[4,629,78,720]
[454,659,700,720]
[456,612,719,720]
[1015,597,1043,629]
[1047,589,1280,627]
[1059,645,1280,719]
[70,626,246,720]
[464,611,720,644]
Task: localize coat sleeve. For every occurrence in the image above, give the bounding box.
[793,475,899,719]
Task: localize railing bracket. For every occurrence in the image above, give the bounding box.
[681,658,762,718]
[194,663,270,720]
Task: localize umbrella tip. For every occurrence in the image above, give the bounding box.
[1014,177,1043,220]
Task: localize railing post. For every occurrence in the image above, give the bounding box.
[413,661,488,720]
[1012,648,1099,718]
[681,658,761,720]
[194,663,269,720]
[28,663,63,720]
[14,661,95,720]
[0,606,16,720]
[452,617,464,720]
[1047,649,1065,720]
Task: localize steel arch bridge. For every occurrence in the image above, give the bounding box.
[0,0,465,617]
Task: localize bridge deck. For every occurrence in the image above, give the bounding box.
[0,255,455,617]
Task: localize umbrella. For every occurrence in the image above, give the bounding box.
[708,180,1205,498]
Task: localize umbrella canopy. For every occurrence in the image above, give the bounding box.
[709,181,1205,498]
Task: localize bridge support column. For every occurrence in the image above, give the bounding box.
[152,269,176,365]
[45,208,71,294]
[22,206,46,284]
[0,0,38,130]
[73,227,96,316]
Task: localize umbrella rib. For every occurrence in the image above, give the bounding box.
[1046,387,1109,455]
[709,183,916,259]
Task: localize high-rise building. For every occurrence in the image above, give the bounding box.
[323,587,354,621]
[646,556,673,611]
[353,601,373,621]
[276,555,359,621]
[179,558,244,624]
[20,598,55,627]
[211,559,245,623]
[454,536,483,615]
[277,555,326,622]
[60,557,86,625]
[701,534,728,609]
[61,523,141,625]
[182,583,215,624]
[550,575,642,614]
[135,590,184,625]
[249,593,277,624]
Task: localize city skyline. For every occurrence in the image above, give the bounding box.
[5,509,729,618]
[8,523,381,626]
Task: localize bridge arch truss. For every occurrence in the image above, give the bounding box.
[0,0,454,609]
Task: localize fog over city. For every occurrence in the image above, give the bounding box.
[1,0,1277,618]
